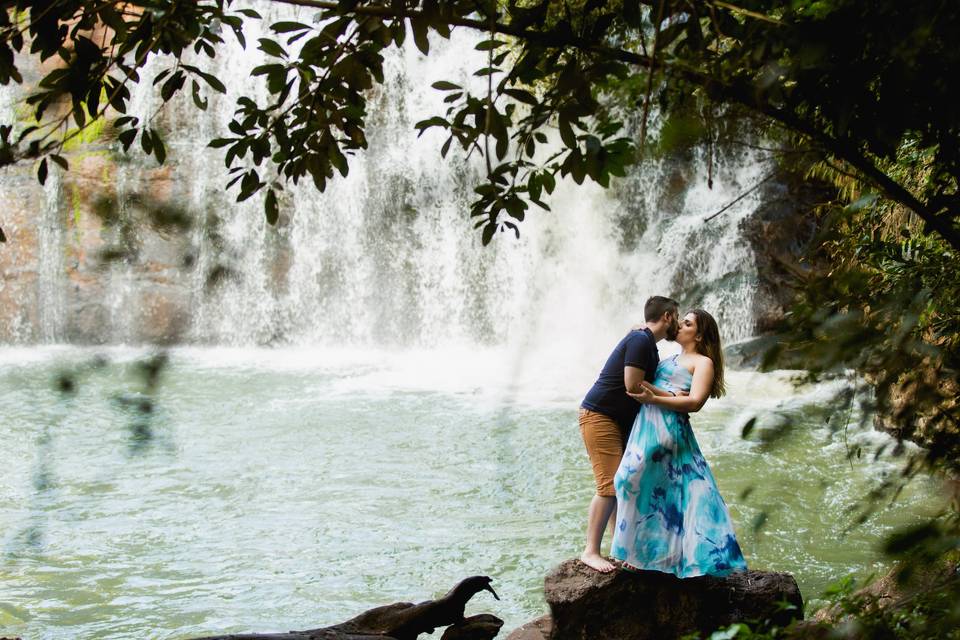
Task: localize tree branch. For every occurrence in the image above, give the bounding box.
[261,0,960,250]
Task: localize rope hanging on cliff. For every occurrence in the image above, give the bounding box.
[702,169,778,223]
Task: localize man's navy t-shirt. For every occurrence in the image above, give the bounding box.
[581,328,660,432]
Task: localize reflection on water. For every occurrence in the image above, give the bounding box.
[0,346,945,639]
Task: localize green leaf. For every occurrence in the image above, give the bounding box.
[503,88,537,105]
[391,22,406,46]
[141,127,153,155]
[183,64,227,93]
[15,125,38,142]
[257,38,287,58]
[237,170,262,202]
[152,68,172,86]
[481,222,497,245]
[475,39,506,51]
[414,116,448,134]
[542,172,556,194]
[191,80,208,110]
[329,147,348,177]
[160,70,185,101]
[505,197,526,220]
[411,16,430,55]
[528,174,541,202]
[431,80,461,91]
[37,158,48,185]
[201,71,226,94]
[271,21,311,33]
[584,135,602,155]
[495,134,508,159]
[252,63,284,77]
[264,188,279,225]
[118,128,137,151]
[558,115,577,148]
[151,129,166,164]
[49,154,68,170]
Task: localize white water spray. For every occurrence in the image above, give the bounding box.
[1,2,770,356]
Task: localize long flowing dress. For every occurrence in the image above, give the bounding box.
[611,354,748,577]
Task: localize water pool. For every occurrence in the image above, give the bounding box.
[0,346,943,638]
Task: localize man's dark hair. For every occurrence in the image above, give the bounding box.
[644,296,679,322]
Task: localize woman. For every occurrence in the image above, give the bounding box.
[610,309,747,577]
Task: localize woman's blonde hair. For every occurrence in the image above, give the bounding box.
[689,309,725,398]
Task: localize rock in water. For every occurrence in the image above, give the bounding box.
[504,615,552,640]
[441,614,504,640]
[534,560,803,640]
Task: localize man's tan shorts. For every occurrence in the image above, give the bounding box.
[579,408,625,497]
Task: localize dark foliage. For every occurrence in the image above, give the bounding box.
[0,1,957,249]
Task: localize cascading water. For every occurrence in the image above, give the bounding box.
[0,1,768,353]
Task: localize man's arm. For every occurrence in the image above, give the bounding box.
[623,331,653,396]
[641,380,686,397]
[624,366,646,395]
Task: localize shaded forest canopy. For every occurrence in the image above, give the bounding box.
[1,1,958,637]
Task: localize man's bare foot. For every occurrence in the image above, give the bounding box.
[580,551,616,573]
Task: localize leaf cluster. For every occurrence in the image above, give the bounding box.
[3,0,959,250]
[0,0,243,192]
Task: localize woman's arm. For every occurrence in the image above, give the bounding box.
[628,359,714,412]
[640,380,688,398]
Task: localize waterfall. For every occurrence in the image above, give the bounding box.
[0,3,771,354]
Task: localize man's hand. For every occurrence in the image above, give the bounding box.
[644,381,689,397]
[628,381,689,402]
[627,385,655,403]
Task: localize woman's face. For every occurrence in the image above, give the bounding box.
[676,312,698,347]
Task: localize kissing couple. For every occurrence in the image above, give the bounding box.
[578,296,748,577]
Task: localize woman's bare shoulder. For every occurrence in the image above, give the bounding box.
[691,353,714,369]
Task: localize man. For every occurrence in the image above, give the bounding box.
[578,295,680,572]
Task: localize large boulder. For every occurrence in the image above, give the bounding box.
[510,560,803,640]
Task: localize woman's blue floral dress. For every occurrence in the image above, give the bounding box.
[611,354,747,577]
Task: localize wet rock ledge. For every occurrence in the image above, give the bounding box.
[507,559,803,640]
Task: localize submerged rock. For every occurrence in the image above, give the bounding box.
[509,559,803,640]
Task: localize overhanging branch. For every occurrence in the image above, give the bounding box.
[261,0,960,249]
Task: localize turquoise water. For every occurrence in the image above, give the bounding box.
[0,346,944,639]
